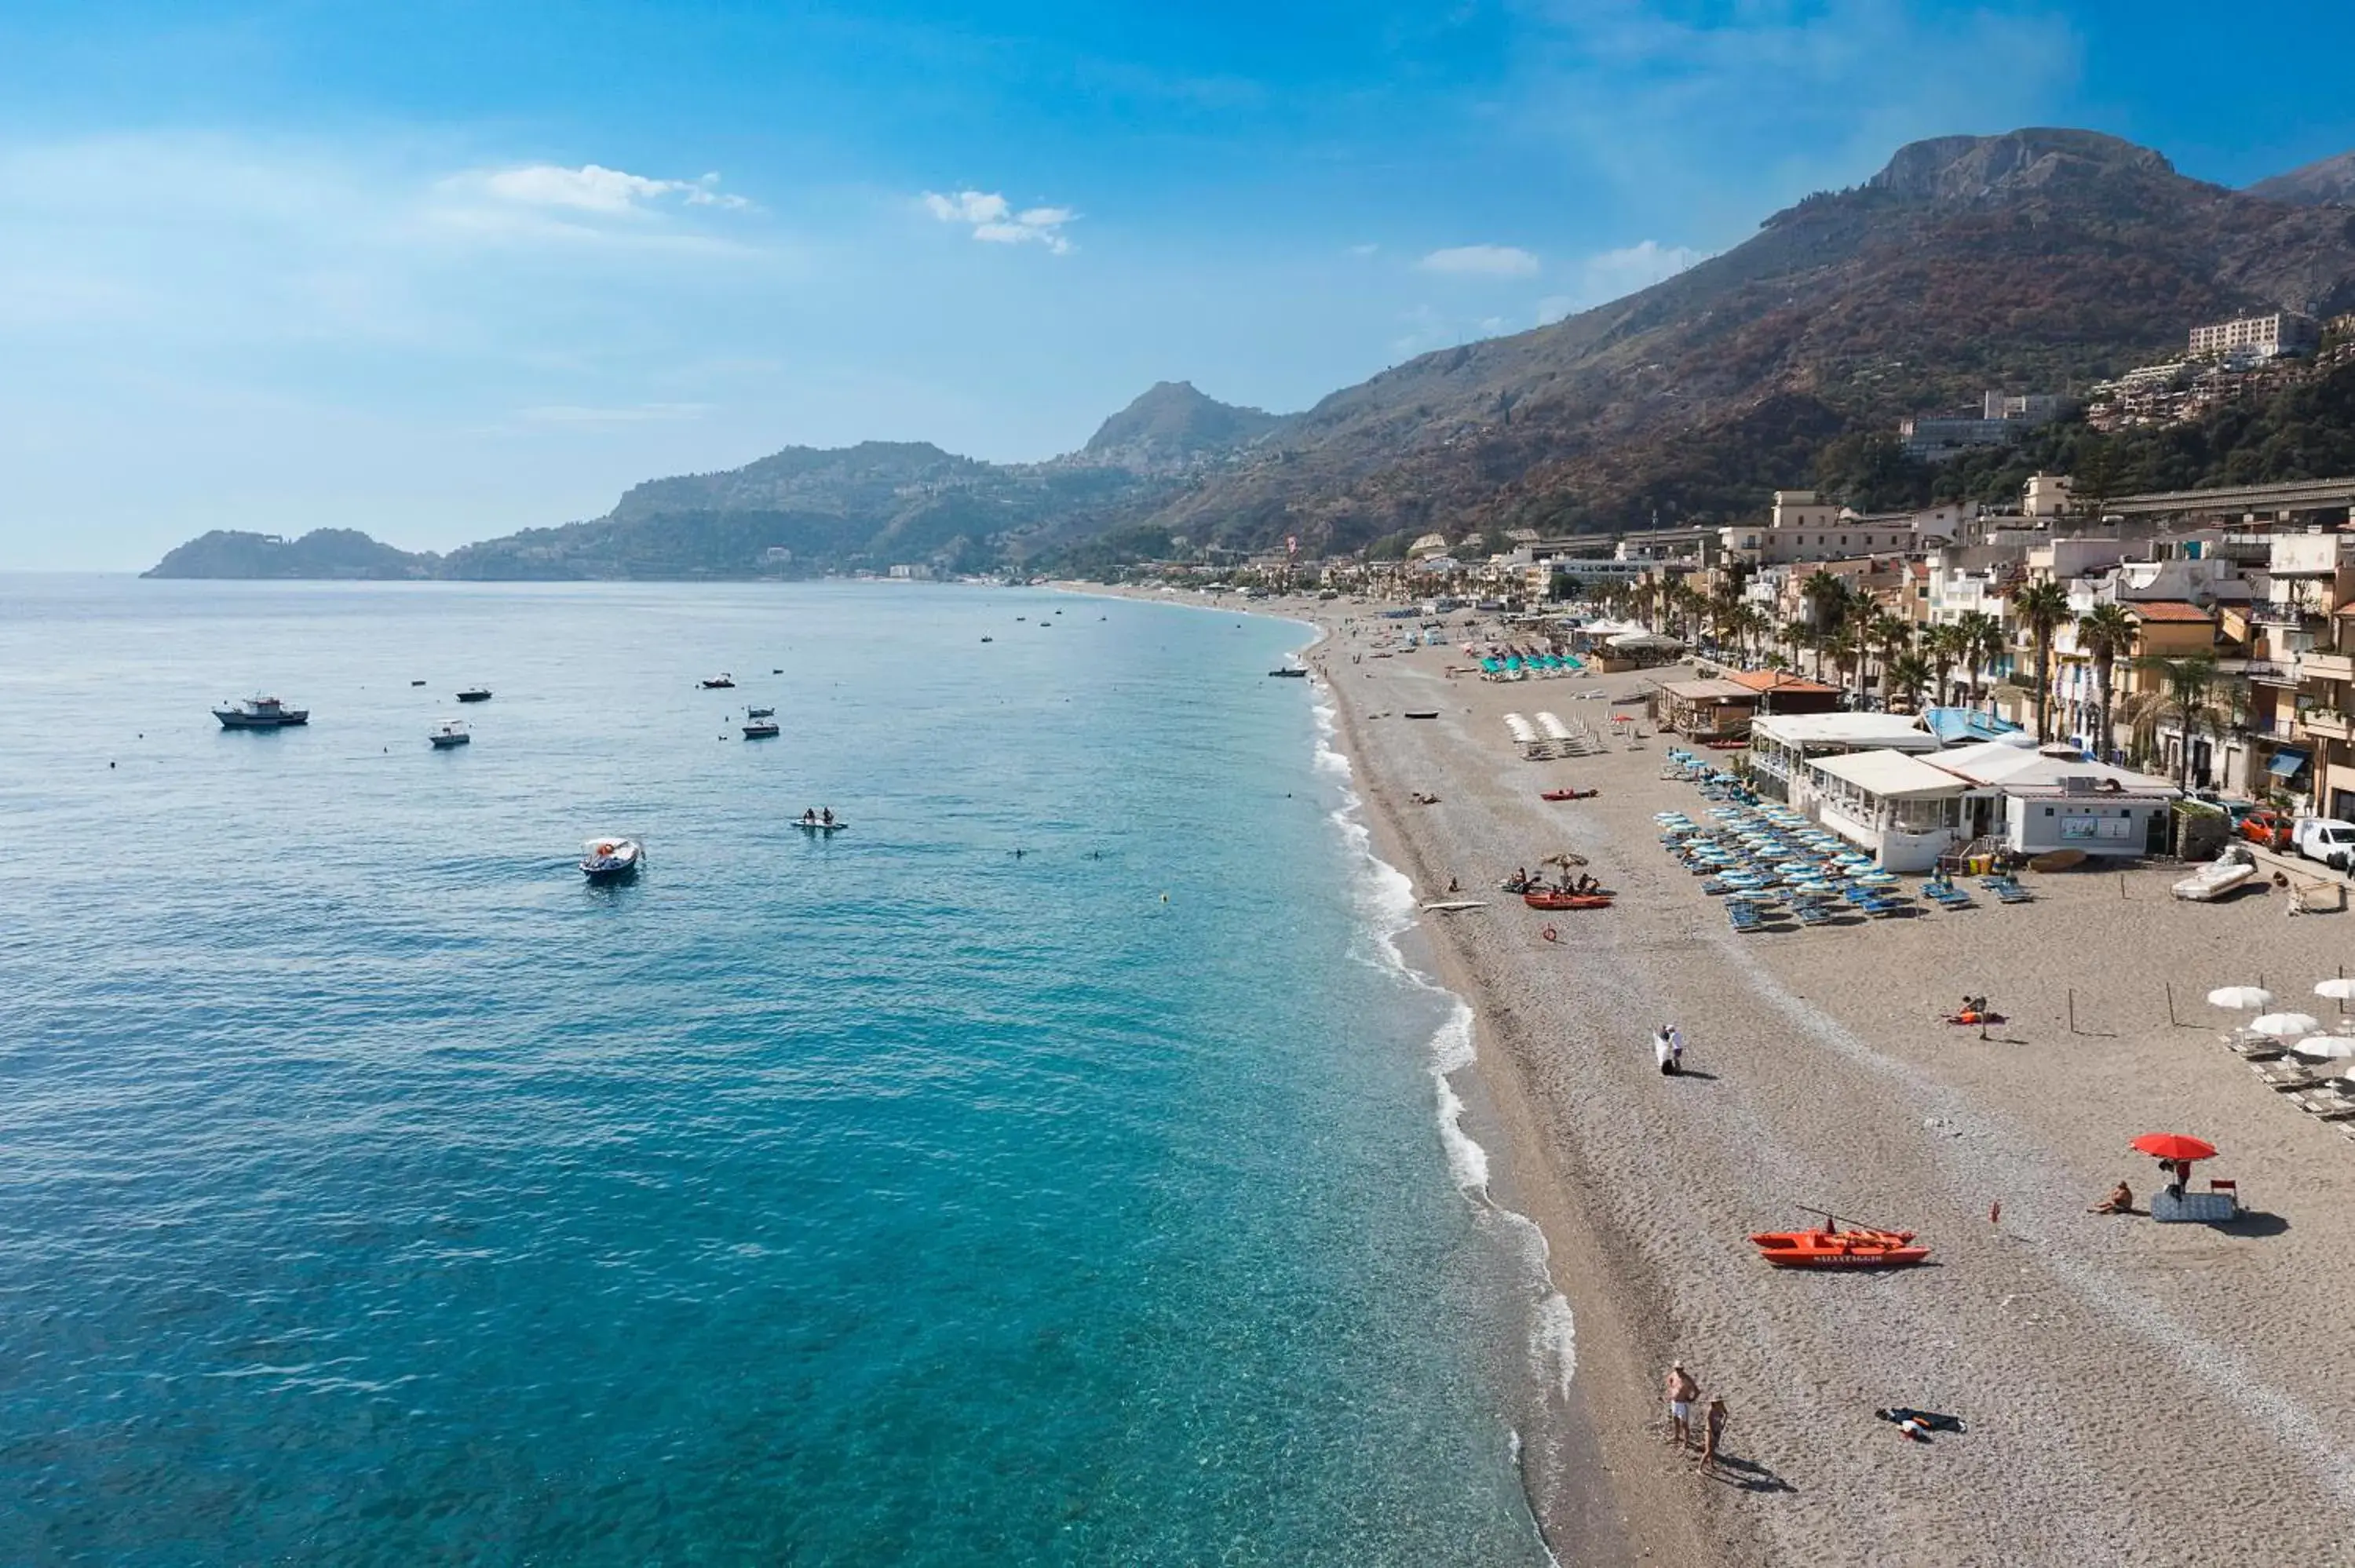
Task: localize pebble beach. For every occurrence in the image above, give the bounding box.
[1252,593,2355,1567]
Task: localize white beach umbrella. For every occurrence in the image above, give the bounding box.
[2206,986,2275,1010]
[2317,978,2355,1002]
[2298,1035,2355,1059]
[2250,1012,2323,1038]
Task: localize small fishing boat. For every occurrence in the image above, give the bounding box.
[1748,1216,1929,1270]
[214,695,309,729]
[455,687,492,703]
[429,720,470,749]
[743,719,780,739]
[1403,709,1440,720]
[746,706,776,720]
[981,636,994,643]
[1524,891,1612,911]
[701,673,736,689]
[1267,665,1309,678]
[2173,848,2255,902]
[1420,900,1488,913]
[579,837,644,881]
[1539,788,1599,802]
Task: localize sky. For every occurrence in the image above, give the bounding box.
[5,1,2355,569]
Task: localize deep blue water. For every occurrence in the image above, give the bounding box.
[0,578,1554,1565]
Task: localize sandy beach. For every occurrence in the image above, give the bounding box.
[1095,587,2355,1566]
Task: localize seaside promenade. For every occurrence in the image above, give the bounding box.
[1294,601,2355,1567]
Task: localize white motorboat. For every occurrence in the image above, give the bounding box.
[580,837,644,881]
[429,720,471,749]
[2173,847,2256,902]
[214,695,309,728]
[743,719,780,739]
[455,687,492,703]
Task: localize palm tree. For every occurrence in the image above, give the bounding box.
[2075,602,2138,762]
[1886,652,1933,713]
[2008,580,2073,739]
[1798,571,1850,683]
[2127,653,2222,793]
[1922,622,1962,709]
[1779,620,1816,676]
[1954,610,2004,713]
[1869,611,1911,703]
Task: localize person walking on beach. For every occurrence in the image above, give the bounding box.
[1665,1362,1698,1449]
[1700,1396,1728,1472]
[1667,1023,1685,1074]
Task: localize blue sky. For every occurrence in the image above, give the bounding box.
[5,1,2355,568]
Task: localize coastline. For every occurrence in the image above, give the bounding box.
[1074,583,2355,1567]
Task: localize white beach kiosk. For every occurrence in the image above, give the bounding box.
[1929,736,2179,859]
[1747,713,1942,806]
[1802,749,1971,872]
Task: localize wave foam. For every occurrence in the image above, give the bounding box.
[1313,708,1576,1405]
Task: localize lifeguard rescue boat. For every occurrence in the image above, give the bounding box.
[1524,891,1612,911]
[1748,1217,1929,1270]
[1539,788,1599,802]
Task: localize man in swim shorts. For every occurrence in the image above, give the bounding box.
[1666,1361,1698,1449]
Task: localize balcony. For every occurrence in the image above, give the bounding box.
[2302,651,2355,684]
[2243,659,2302,688]
[2302,709,2355,743]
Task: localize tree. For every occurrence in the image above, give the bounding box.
[1886,652,1932,713]
[2073,437,2123,523]
[2127,653,2222,794]
[1954,610,2005,713]
[1799,571,1852,683]
[1922,622,1962,709]
[2008,579,2074,739]
[2075,602,2138,761]
[1869,611,1912,703]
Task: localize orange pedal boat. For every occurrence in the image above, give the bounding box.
[1748,1221,1930,1269]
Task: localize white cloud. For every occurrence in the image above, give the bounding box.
[1417,244,1539,278]
[475,163,749,214]
[922,188,1076,254]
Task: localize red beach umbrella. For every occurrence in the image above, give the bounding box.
[2130,1133,2218,1163]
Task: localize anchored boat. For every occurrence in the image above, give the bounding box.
[743,719,781,739]
[455,687,492,703]
[214,696,309,729]
[579,837,644,881]
[1523,891,1612,911]
[429,720,470,749]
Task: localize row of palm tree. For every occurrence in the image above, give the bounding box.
[1599,568,2244,784]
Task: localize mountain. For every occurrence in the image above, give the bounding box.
[148,128,2355,580]
[1128,128,2355,553]
[144,528,438,579]
[1078,381,1284,471]
[2247,150,2355,208]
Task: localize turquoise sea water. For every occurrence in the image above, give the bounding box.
[0,578,1557,1565]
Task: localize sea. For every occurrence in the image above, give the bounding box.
[0,576,1565,1566]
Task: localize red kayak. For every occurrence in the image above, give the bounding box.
[1539,789,1599,802]
[1524,892,1612,911]
[1748,1225,1929,1269]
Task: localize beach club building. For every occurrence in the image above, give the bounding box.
[1651,676,1760,739]
[1786,734,2182,870]
[1801,749,1970,872]
[1747,713,1943,805]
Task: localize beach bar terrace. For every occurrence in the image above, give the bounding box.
[1652,676,1758,739]
[1802,749,1970,871]
[1928,738,2180,858]
[1748,713,1941,804]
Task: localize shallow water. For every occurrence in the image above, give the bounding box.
[0,578,1555,1565]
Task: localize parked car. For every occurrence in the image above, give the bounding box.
[2240,808,2295,851]
[2292,817,2355,870]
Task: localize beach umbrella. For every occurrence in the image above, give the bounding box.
[2130,1132,2218,1164]
[2250,1012,2322,1038]
[2317,979,2355,1001]
[2205,986,2275,1010]
[2299,1035,2355,1059]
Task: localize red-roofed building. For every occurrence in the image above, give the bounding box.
[1725,668,1844,714]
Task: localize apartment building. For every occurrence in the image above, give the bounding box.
[1722,494,1964,566]
[2188,312,2318,362]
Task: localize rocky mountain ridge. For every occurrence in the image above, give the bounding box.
[148,127,2355,580]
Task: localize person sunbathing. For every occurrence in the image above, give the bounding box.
[2089,1181,2134,1215]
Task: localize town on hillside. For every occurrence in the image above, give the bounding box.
[1132,309,2355,832]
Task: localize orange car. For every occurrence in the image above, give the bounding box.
[2240,808,2294,851]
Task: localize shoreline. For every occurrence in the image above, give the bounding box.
[1080,583,2355,1566]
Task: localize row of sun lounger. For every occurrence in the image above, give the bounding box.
[2225,1026,2355,1133]
[1477,653,1586,680]
[1505,712,1604,760]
